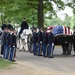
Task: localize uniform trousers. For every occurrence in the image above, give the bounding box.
[6,46,10,59]
[38,43,41,55]
[4,45,7,58]
[48,44,54,57]
[43,44,47,57]
[73,42,75,53]
[9,47,14,61]
[33,43,37,55]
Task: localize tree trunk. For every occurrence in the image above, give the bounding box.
[38,0,44,28]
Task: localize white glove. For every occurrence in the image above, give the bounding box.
[40,41,42,43]
[52,43,54,46]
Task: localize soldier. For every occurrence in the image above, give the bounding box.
[1,21,6,30]
[5,28,10,59]
[48,28,54,58]
[2,27,8,58]
[32,28,37,55]
[73,26,75,56]
[1,21,6,56]
[42,28,48,57]
[7,21,13,29]
[9,28,16,61]
[13,29,17,58]
[37,27,43,56]
[19,18,29,37]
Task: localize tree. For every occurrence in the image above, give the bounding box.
[61,16,72,27]
[0,0,74,28]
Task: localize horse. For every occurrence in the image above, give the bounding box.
[16,28,32,52]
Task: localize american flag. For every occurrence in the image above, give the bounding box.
[53,26,71,36]
[47,26,72,35]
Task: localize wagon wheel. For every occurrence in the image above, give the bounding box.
[67,43,72,55]
[61,43,72,55]
[27,34,33,53]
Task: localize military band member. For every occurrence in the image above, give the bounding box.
[48,28,54,58]
[42,28,48,57]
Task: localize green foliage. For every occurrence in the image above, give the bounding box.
[45,16,75,29]
[0,0,74,27]
[0,58,14,68]
[70,15,75,29]
[45,17,62,26]
[61,16,72,27]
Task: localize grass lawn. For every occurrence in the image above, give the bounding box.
[0,58,15,68]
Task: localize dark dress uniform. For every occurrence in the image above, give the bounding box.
[5,32,10,59]
[48,31,54,58]
[7,24,13,29]
[37,30,43,56]
[19,21,29,35]
[3,31,7,58]
[1,24,6,30]
[73,31,75,55]
[32,31,37,55]
[13,33,17,58]
[42,31,48,57]
[9,32,16,61]
[1,24,6,55]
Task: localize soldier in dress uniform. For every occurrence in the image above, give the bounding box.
[13,29,17,58]
[5,28,10,59]
[32,28,37,55]
[42,28,48,57]
[19,18,29,37]
[9,28,16,61]
[48,28,54,58]
[1,21,7,56]
[73,26,75,56]
[1,21,6,30]
[7,21,13,29]
[2,27,8,58]
[37,27,43,56]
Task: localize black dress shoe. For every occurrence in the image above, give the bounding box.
[50,56,54,58]
[73,54,75,56]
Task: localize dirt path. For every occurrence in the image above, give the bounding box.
[0,61,74,75]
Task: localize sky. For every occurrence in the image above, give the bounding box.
[57,0,73,20]
[57,6,73,20]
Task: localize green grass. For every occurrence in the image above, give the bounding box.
[0,58,15,68]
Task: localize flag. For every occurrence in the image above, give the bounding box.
[52,26,71,36]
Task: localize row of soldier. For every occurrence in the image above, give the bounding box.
[32,27,54,58]
[32,26,75,57]
[1,22,16,61]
